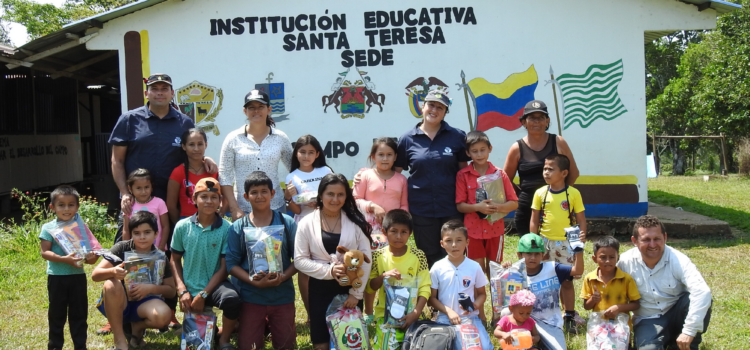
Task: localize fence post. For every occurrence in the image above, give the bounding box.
[720,133,728,176]
[652,133,659,175]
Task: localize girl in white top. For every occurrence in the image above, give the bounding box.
[294,173,372,350]
[219,89,292,219]
[284,135,333,222]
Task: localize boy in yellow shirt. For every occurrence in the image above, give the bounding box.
[581,236,640,320]
[366,209,430,350]
[530,153,587,333]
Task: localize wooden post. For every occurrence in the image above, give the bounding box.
[652,133,659,175]
[720,133,728,176]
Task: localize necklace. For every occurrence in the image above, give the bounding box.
[322,212,341,232]
[135,196,153,205]
[189,163,203,173]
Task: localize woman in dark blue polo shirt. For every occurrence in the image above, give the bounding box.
[395,90,469,267]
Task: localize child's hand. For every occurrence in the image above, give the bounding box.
[445,307,461,325]
[400,309,420,330]
[84,252,98,264]
[476,199,497,215]
[332,264,347,278]
[501,332,514,345]
[112,264,127,280]
[372,203,386,224]
[501,261,512,269]
[603,305,620,319]
[382,269,401,280]
[343,294,359,309]
[590,285,602,304]
[62,253,83,267]
[179,290,192,313]
[256,272,282,288]
[251,272,265,281]
[191,294,205,312]
[580,231,587,243]
[284,184,298,201]
[128,284,152,301]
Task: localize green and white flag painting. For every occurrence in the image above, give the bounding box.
[557,59,627,130]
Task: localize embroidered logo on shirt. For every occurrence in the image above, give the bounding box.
[462,277,472,288]
[560,200,569,211]
[443,147,453,155]
[172,137,181,147]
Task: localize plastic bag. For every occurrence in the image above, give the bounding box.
[586,312,630,350]
[124,250,167,298]
[47,217,94,267]
[326,294,372,350]
[489,259,528,323]
[500,329,533,350]
[294,191,318,204]
[366,212,388,251]
[181,309,217,350]
[244,225,284,275]
[476,170,508,224]
[453,318,483,350]
[382,276,419,328]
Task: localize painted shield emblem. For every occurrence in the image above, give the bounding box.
[175,81,224,136]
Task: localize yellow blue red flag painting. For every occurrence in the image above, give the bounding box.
[466,65,538,131]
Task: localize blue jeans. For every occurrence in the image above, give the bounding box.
[436,314,493,350]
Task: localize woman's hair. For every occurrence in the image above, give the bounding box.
[509,289,536,307]
[127,168,152,188]
[291,134,329,172]
[316,173,373,241]
[368,137,398,169]
[180,128,208,198]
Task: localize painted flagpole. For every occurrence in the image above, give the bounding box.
[460,70,474,131]
[549,66,562,135]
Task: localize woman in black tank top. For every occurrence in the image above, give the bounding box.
[502,100,579,234]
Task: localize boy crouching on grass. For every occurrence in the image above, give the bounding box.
[40,185,102,350]
[365,209,430,349]
[226,171,299,350]
[92,211,176,350]
[581,236,640,322]
[171,178,240,350]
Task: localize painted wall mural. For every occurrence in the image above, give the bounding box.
[176,81,224,136]
[404,77,449,118]
[323,68,385,119]
[255,72,290,122]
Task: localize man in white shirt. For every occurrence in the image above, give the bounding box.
[617,215,712,350]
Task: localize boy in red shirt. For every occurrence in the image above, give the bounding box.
[456,130,518,277]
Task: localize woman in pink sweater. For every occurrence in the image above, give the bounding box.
[294,173,373,350]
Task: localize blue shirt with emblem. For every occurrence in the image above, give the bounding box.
[225,211,297,306]
[108,104,195,200]
[395,121,470,217]
[171,213,230,296]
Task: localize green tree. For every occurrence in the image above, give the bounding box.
[1,0,136,40]
[0,20,11,45]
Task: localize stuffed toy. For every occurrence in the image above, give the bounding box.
[336,246,371,288]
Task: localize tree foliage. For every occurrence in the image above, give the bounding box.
[647,0,750,174]
[1,0,136,40]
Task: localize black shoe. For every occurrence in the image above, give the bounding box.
[563,315,578,335]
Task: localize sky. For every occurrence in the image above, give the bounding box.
[5,0,67,47]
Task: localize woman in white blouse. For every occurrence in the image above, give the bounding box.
[219,89,293,219]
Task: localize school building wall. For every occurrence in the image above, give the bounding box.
[85,0,720,217]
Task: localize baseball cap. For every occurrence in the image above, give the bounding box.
[244,89,270,107]
[424,90,451,108]
[521,100,548,119]
[193,178,221,199]
[518,233,545,253]
[145,73,172,86]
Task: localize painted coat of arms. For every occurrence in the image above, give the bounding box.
[175,81,224,135]
[404,76,449,118]
[322,68,385,119]
[255,72,289,122]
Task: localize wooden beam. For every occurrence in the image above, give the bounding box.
[0,55,34,67]
[6,32,99,69]
[65,33,81,40]
[50,51,116,79]
[654,135,725,140]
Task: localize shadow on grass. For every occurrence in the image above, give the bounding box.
[649,190,749,249]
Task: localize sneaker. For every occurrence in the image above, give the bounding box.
[96,322,111,336]
[563,316,578,335]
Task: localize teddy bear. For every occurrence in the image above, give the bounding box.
[336,246,371,288]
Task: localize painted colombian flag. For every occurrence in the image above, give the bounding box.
[468,65,538,131]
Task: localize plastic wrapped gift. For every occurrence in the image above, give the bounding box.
[294,191,318,204]
[453,317,483,350]
[500,329,533,350]
[124,250,167,298]
[489,259,528,322]
[48,215,95,267]
[586,312,630,350]
[382,276,419,328]
[181,309,217,350]
[326,294,372,350]
[244,225,284,275]
[476,170,508,224]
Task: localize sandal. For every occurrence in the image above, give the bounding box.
[129,333,146,348]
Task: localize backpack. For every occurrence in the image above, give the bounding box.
[402,320,456,350]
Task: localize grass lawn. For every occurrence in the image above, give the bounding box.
[1,176,749,349]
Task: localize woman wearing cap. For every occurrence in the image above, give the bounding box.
[394,90,470,267]
[219,90,293,219]
[502,100,579,236]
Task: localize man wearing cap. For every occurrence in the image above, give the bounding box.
[618,215,712,350]
[106,73,217,333]
[394,90,470,267]
[502,100,579,236]
[219,89,292,219]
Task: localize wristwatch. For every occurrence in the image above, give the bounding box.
[178,289,189,297]
[198,290,208,299]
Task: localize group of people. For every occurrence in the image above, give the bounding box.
[38,73,713,350]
